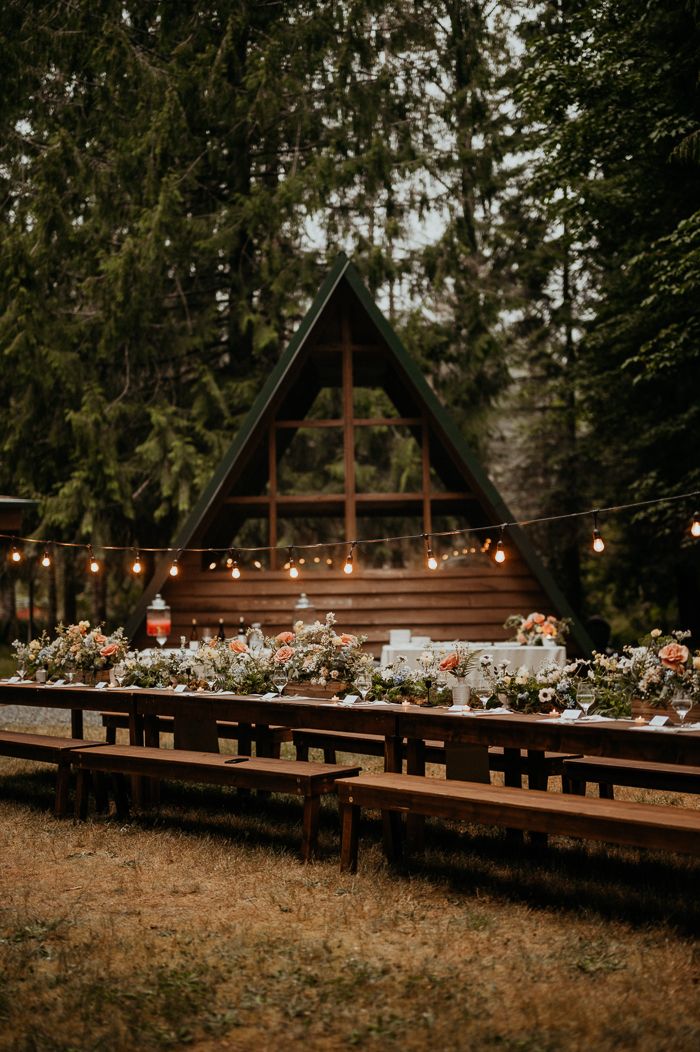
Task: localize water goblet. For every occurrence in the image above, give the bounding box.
[272,670,288,697]
[114,663,126,688]
[576,685,595,719]
[671,692,692,726]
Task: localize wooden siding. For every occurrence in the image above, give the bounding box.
[137,551,554,655]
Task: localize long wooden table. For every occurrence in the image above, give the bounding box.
[3,683,700,777]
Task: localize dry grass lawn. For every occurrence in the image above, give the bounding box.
[1,724,699,1051]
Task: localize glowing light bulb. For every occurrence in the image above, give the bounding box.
[169,560,179,577]
[231,560,241,579]
[289,562,299,579]
[691,512,700,538]
[208,560,217,571]
[254,560,262,569]
[427,554,438,570]
[90,558,100,574]
[343,546,354,575]
[10,546,21,563]
[132,555,143,574]
[41,550,51,568]
[495,540,506,564]
[592,529,605,553]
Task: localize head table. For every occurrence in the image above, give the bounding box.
[379,641,567,676]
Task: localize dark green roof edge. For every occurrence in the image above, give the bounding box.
[128,253,592,654]
[126,253,352,638]
[341,263,593,655]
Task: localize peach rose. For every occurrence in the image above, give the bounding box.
[78,620,90,635]
[229,640,248,654]
[336,633,357,646]
[274,645,294,663]
[275,631,295,644]
[658,643,689,669]
[533,613,545,624]
[99,643,119,658]
[94,632,107,645]
[523,620,534,630]
[541,623,556,636]
[439,653,459,671]
[546,615,557,623]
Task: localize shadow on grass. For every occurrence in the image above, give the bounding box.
[2,769,699,934]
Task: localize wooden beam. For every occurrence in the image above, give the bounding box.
[341,311,356,547]
[274,416,422,429]
[268,422,278,570]
[422,416,432,540]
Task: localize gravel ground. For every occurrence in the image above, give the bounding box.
[0,706,103,731]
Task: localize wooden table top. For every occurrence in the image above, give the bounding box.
[2,682,699,766]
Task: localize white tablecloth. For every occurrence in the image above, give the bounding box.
[380,641,567,679]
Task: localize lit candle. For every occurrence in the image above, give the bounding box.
[402,700,410,708]
[549,708,559,717]
[634,716,647,725]
[331,694,340,703]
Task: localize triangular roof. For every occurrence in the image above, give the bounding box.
[128,253,591,653]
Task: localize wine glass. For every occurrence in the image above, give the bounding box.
[671,692,692,726]
[576,684,595,718]
[354,670,372,702]
[473,675,492,711]
[271,670,288,697]
[114,663,126,688]
[65,659,75,685]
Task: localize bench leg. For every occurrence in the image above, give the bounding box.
[75,769,90,821]
[383,810,404,865]
[323,747,337,764]
[93,772,109,814]
[406,739,426,854]
[301,795,321,861]
[340,802,360,874]
[384,735,402,774]
[112,774,130,820]
[527,750,548,849]
[105,723,117,745]
[129,712,145,808]
[254,729,274,799]
[296,742,310,762]
[55,759,71,817]
[599,782,614,800]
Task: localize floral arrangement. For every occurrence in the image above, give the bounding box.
[504,612,571,646]
[13,621,127,679]
[437,644,483,679]
[618,630,700,708]
[371,655,451,707]
[265,613,373,687]
[488,660,579,713]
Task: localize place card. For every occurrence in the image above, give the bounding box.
[561,709,581,721]
[342,694,359,705]
[649,714,670,727]
[261,692,277,701]
[53,679,65,686]
[95,681,108,690]
[174,684,188,693]
[7,676,20,683]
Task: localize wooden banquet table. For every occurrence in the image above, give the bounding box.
[2,682,700,781]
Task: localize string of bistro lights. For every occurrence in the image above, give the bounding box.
[2,489,699,580]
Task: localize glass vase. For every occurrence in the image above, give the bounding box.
[451,676,470,708]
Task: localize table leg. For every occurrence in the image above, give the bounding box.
[340,801,360,874]
[526,749,548,848]
[503,747,524,845]
[406,738,426,853]
[144,715,161,806]
[382,734,403,854]
[70,708,84,739]
[301,795,321,861]
[237,722,254,797]
[129,711,145,808]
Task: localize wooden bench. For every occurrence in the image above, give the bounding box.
[336,772,700,872]
[562,756,700,799]
[101,711,292,757]
[71,744,360,860]
[0,731,103,816]
[292,728,576,785]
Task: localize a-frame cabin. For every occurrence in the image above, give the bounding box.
[128,255,590,655]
